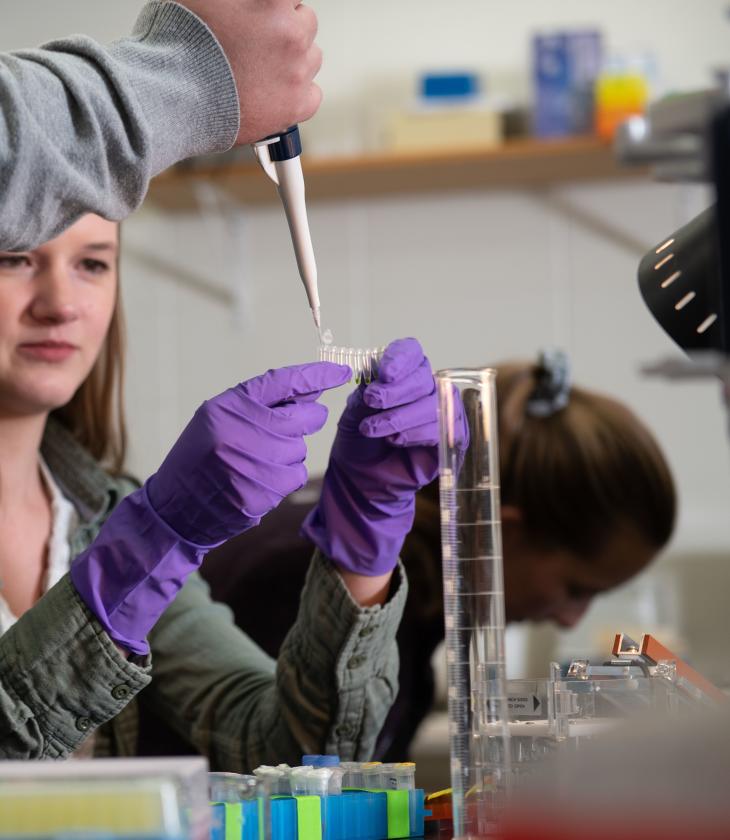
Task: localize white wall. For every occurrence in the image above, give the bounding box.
[3,3,730,669]
[313,0,730,99]
[0,3,139,49]
[5,1,727,95]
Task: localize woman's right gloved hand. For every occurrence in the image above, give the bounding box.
[71,362,350,655]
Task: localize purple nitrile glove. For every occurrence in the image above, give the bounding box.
[71,362,350,654]
[302,337,443,576]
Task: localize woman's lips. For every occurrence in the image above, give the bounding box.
[17,341,78,362]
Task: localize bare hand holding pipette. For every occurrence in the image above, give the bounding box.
[178,0,322,144]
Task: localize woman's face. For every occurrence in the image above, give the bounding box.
[0,215,119,417]
[502,514,655,628]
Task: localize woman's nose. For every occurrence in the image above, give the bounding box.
[29,267,79,325]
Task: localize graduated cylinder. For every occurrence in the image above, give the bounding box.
[436,368,510,839]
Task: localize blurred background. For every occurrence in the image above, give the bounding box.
[3,0,730,778]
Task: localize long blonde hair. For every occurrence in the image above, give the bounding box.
[50,235,127,475]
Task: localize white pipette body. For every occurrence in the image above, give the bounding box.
[274,156,321,331]
[253,128,321,332]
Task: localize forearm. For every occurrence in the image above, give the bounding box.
[337,569,393,607]
[262,553,407,765]
[0,1,238,250]
[0,576,151,759]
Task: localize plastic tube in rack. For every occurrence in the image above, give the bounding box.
[338,762,361,789]
[382,763,416,790]
[328,767,345,795]
[361,763,383,790]
[289,766,315,797]
[306,768,333,797]
[253,766,287,796]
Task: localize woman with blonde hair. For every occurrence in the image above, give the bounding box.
[0,214,443,763]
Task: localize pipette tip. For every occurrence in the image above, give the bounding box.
[312,306,322,334]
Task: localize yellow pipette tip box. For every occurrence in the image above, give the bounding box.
[0,757,210,839]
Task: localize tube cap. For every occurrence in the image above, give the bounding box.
[301,754,340,768]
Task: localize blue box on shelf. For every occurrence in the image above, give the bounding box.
[420,72,480,102]
[532,31,603,137]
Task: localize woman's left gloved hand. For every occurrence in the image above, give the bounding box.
[302,337,441,576]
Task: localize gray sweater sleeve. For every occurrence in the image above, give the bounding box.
[0,1,239,250]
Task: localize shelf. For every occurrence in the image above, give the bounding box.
[146,136,647,211]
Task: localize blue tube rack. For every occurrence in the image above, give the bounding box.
[211,788,427,840]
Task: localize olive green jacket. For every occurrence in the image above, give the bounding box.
[0,421,407,769]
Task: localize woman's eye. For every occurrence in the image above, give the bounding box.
[79,258,109,275]
[0,254,31,269]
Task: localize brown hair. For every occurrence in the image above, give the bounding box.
[50,238,127,475]
[495,361,676,556]
[410,359,676,617]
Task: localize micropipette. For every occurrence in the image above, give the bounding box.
[253,126,321,332]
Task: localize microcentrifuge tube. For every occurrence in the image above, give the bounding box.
[317,330,385,383]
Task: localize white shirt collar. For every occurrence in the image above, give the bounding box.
[0,457,78,635]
